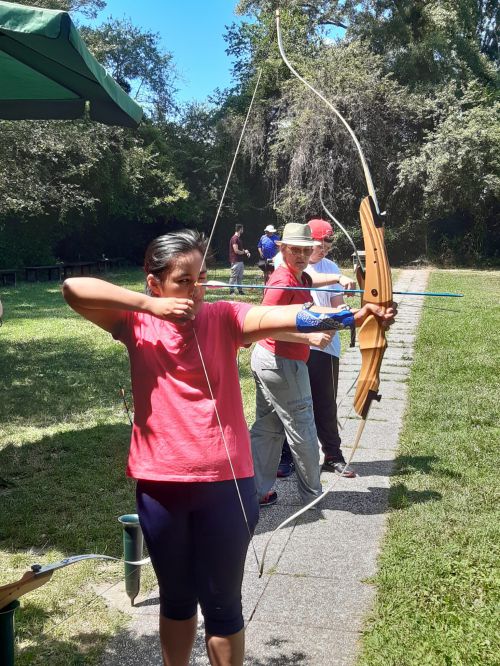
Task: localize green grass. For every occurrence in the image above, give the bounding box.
[358,270,500,666]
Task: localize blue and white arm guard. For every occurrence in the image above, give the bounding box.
[296,307,355,332]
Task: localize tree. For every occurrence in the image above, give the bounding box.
[9,0,106,19]
[398,85,500,262]
[80,19,177,120]
[223,1,499,262]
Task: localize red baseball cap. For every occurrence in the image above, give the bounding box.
[307,218,334,240]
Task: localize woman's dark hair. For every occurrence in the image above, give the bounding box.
[144,230,208,294]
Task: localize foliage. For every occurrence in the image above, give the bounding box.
[80,18,177,119]
[226,0,499,264]
[0,119,189,266]
[10,0,106,19]
[1,0,498,268]
[349,0,498,89]
[397,85,500,263]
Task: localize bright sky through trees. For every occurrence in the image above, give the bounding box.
[96,0,242,103]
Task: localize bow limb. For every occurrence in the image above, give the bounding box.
[259,14,394,577]
[278,15,393,412]
[276,9,380,214]
[0,570,53,610]
[0,554,151,609]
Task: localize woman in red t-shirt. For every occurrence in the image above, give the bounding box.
[63,229,396,666]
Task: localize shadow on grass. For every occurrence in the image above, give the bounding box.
[0,423,135,555]
[15,614,114,666]
[0,334,130,428]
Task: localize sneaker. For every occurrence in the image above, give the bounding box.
[238,290,245,295]
[322,458,356,478]
[277,461,295,478]
[229,290,235,295]
[259,491,278,507]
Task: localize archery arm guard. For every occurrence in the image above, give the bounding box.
[296,305,355,333]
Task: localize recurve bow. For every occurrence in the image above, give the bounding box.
[258,10,393,575]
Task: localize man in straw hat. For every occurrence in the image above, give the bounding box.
[306,218,356,476]
[250,222,357,507]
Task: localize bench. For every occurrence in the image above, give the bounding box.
[61,261,98,278]
[25,265,62,282]
[98,257,126,272]
[0,269,17,287]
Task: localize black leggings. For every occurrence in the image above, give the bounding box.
[136,477,258,636]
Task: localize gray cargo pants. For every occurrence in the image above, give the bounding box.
[250,344,322,505]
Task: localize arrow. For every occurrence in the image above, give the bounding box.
[201,281,463,298]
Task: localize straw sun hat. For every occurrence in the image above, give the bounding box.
[275,223,320,247]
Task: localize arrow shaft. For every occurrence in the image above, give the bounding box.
[203,283,463,297]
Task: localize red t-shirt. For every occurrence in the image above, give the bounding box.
[258,265,312,362]
[229,233,243,264]
[114,300,253,482]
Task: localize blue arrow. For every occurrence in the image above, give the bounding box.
[202,282,463,298]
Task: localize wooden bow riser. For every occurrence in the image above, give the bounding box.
[0,570,53,610]
[359,197,392,309]
[353,196,393,417]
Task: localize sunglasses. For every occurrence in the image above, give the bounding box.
[287,246,314,255]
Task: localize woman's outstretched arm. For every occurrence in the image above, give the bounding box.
[242,302,397,344]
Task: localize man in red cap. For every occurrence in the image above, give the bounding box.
[305,218,356,476]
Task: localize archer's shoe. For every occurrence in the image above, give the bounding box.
[277,461,295,478]
[322,458,356,478]
[238,290,245,295]
[259,491,278,507]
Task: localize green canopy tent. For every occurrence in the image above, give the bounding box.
[0,0,143,127]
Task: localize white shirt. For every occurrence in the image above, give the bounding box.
[306,257,342,358]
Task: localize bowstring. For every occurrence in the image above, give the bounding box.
[200,68,263,270]
[194,69,263,570]
[193,330,260,569]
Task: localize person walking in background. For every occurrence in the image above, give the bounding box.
[257,224,280,283]
[229,224,250,295]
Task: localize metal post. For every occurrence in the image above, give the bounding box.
[0,599,20,666]
[118,514,143,606]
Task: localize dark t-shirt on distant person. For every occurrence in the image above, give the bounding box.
[229,233,243,264]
